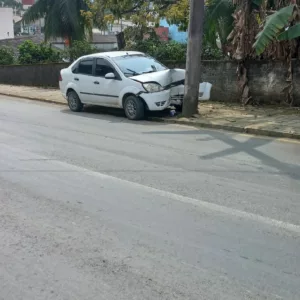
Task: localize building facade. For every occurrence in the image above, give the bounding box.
[159,19,187,43]
[0,8,14,40]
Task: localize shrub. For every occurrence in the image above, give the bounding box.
[18,40,61,64]
[125,39,224,61]
[153,41,187,61]
[125,39,187,61]
[63,40,98,61]
[201,44,224,60]
[0,46,15,65]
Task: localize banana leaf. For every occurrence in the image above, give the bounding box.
[253,5,296,55]
[278,23,300,40]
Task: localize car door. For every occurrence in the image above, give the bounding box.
[93,58,123,106]
[72,58,95,104]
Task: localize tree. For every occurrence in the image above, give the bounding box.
[164,0,190,31]
[164,0,235,55]
[252,4,300,106]
[83,0,180,34]
[63,40,98,61]
[182,0,205,117]
[226,0,300,105]
[22,0,90,45]
[254,5,300,55]
[204,0,235,55]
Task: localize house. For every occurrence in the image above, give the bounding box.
[50,31,118,51]
[159,18,187,43]
[154,27,169,42]
[20,0,34,10]
[0,8,14,40]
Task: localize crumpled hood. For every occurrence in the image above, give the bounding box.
[131,68,212,101]
[130,69,186,88]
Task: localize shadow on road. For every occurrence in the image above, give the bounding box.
[60,105,172,125]
[143,129,300,180]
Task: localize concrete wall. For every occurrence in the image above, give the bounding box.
[0,60,299,105]
[0,63,69,87]
[0,8,14,40]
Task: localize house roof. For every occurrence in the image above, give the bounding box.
[92,33,117,44]
[0,34,45,53]
[0,33,117,55]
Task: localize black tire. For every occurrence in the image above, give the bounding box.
[67,90,83,112]
[124,95,145,120]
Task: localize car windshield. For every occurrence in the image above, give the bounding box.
[112,54,167,77]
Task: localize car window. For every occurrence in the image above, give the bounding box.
[112,54,167,77]
[95,58,115,77]
[77,59,93,75]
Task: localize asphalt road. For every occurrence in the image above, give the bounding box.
[0,96,300,300]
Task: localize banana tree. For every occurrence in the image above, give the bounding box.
[253,4,300,105]
[254,4,300,54]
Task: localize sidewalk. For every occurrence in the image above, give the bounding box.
[1,84,300,140]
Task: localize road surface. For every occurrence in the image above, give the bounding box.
[0,96,300,300]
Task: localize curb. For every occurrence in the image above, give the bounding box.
[1,92,299,140]
[0,92,66,106]
[148,117,300,140]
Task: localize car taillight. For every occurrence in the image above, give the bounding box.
[59,73,62,81]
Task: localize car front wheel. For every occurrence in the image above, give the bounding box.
[124,95,145,120]
[67,90,83,112]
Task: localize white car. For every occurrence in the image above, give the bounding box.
[59,51,212,120]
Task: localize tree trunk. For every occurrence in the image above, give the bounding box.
[182,0,205,117]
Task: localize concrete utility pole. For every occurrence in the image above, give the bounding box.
[182,0,205,117]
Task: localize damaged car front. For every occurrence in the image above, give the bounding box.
[111,53,212,112]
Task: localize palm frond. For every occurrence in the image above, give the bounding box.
[23,0,88,42]
[204,0,235,46]
[22,0,49,24]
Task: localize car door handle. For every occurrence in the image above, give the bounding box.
[94,81,100,85]
[74,78,79,81]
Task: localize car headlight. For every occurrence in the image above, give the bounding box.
[143,82,164,93]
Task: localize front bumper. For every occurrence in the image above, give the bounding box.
[140,90,171,111]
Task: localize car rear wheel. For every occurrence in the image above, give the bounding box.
[124,95,145,120]
[67,90,83,112]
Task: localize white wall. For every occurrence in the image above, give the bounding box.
[0,8,14,40]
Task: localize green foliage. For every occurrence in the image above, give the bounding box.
[18,40,61,64]
[63,40,98,61]
[201,44,224,60]
[254,5,296,55]
[0,46,15,65]
[125,38,224,61]
[85,0,179,31]
[204,0,235,47]
[278,23,300,41]
[125,38,184,60]
[153,41,187,61]
[164,0,189,31]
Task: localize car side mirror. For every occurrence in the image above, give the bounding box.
[105,72,116,79]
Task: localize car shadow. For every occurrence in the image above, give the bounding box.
[143,129,300,180]
[60,105,173,125]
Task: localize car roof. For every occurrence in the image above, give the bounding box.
[83,51,145,59]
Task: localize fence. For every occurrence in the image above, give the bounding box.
[1,60,299,104]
